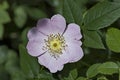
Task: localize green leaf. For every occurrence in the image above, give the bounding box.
[11,70,26,80]
[0,1,9,10]
[86,63,101,78]
[76,77,87,80]
[0,24,4,39]
[0,45,8,64]
[106,28,120,52]
[19,44,40,78]
[26,7,47,20]
[5,50,19,74]
[63,0,83,26]
[21,28,29,45]
[98,62,119,75]
[0,10,11,24]
[97,76,108,80]
[114,0,120,3]
[75,0,88,14]
[54,0,63,14]
[45,0,59,7]
[67,69,78,80]
[69,69,78,80]
[37,70,55,80]
[83,30,105,49]
[14,6,27,28]
[84,1,120,30]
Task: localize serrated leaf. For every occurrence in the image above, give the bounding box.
[86,63,101,78]
[63,0,83,26]
[83,30,105,49]
[98,62,119,75]
[0,10,11,24]
[14,6,27,28]
[0,24,4,39]
[26,7,47,20]
[106,28,120,52]
[75,0,88,14]
[84,1,120,30]
[19,44,40,78]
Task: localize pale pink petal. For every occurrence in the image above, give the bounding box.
[64,23,82,41]
[65,40,84,63]
[26,40,46,57]
[51,14,66,34]
[38,51,69,73]
[27,27,47,41]
[36,18,52,35]
[37,15,66,35]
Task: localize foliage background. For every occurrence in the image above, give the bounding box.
[0,0,120,80]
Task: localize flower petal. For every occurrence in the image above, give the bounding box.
[27,27,46,41]
[38,51,69,73]
[26,40,46,57]
[36,18,52,35]
[66,40,84,63]
[64,23,82,41]
[51,14,66,34]
[37,14,66,35]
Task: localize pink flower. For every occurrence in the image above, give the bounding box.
[26,14,83,73]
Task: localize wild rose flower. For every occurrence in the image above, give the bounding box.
[26,14,83,73]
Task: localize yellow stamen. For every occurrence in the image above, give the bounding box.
[43,33,67,58]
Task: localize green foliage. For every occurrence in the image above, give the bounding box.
[26,7,47,20]
[97,76,108,80]
[0,46,8,64]
[76,77,87,80]
[36,71,55,80]
[5,50,25,80]
[0,24,4,39]
[63,69,78,80]
[63,0,83,26]
[114,0,120,3]
[0,10,10,24]
[14,6,27,28]
[21,28,29,45]
[86,62,119,79]
[98,62,119,75]
[83,1,120,30]
[75,0,88,14]
[0,1,9,10]
[19,44,40,79]
[86,63,101,78]
[106,28,120,52]
[83,30,105,49]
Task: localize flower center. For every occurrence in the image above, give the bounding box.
[43,33,67,58]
